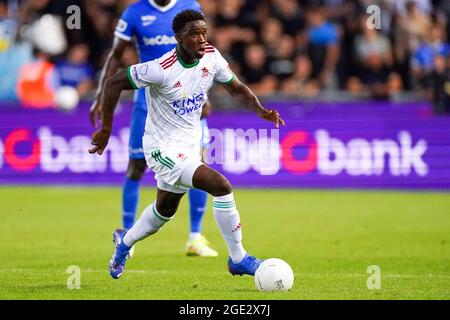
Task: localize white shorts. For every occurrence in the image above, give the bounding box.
[144,144,202,194]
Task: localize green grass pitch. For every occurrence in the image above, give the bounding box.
[0,186,449,300]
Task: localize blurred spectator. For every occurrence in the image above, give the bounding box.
[328,0,361,88]
[439,0,450,42]
[0,41,32,102]
[347,53,402,100]
[0,0,17,51]
[428,54,450,115]
[388,0,432,16]
[354,21,393,68]
[19,0,56,25]
[393,0,431,88]
[198,0,217,18]
[82,0,117,69]
[348,19,402,101]
[411,25,450,83]
[260,18,283,59]
[56,43,94,98]
[268,34,296,81]
[281,54,320,97]
[349,17,404,100]
[305,5,339,88]
[212,0,256,66]
[240,42,277,95]
[0,0,32,103]
[398,1,431,52]
[16,46,60,108]
[269,0,305,36]
[215,0,257,30]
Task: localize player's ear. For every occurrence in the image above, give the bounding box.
[175,33,182,44]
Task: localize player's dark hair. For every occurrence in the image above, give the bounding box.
[172,9,205,34]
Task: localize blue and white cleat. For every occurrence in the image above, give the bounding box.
[109,228,130,279]
[113,228,135,259]
[228,254,263,276]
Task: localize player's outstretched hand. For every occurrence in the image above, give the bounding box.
[89,100,102,129]
[89,129,111,155]
[258,109,285,128]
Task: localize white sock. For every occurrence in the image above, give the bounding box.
[213,193,247,263]
[189,232,201,241]
[123,202,171,247]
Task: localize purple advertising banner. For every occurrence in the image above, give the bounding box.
[0,101,449,189]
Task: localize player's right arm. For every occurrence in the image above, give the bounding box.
[89,69,133,155]
[89,61,164,155]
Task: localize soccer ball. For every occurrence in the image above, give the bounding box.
[55,86,79,111]
[254,258,294,292]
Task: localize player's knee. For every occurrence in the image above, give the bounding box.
[212,178,233,197]
[127,160,147,180]
[155,202,178,218]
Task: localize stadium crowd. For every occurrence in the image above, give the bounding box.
[0,0,449,112]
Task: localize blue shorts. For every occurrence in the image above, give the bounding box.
[128,104,147,159]
[200,117,211,148]
[129,90,211,159]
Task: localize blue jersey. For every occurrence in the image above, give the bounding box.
[115,0,201,109]
[115,0,201,63]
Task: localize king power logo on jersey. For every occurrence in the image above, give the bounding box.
[0,127,428,177]
[172,93,205,115]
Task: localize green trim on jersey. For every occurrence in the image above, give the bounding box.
[218,73,235,85]
[176,49,199,68]
[127,66,139,89]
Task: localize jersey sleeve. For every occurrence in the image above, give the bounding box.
[213,51,235,84]
[127,60,164,89]
[114,6,135,41]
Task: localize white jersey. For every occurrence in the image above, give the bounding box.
[127,44,234,149]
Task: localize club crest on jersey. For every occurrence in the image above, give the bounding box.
[172,93,205,116]
[139,65,148,75]
[201,67,209,78]
[173,81,182,88]
[141,15,156,26]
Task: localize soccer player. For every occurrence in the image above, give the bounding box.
[89,0,218,257]
[89,10,284,279]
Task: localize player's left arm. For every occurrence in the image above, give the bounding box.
[222,76,285,128]
[89,69,134,155]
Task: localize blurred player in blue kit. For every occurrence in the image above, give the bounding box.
[90,0,217,257]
